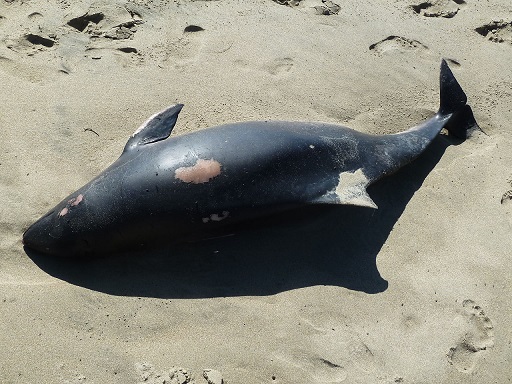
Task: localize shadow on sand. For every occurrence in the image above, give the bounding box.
[26,134,464,298]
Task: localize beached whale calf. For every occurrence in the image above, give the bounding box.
[23,60,469,257]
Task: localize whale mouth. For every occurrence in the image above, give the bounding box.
[22,210,55,253]
[22,207,99,257]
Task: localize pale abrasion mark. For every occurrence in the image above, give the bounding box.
[175,159,222,184]
[58,207,68,217]
[202,211,230,223]
[59,194,84,217]
[334,169,377,209]
[70,194,83,206]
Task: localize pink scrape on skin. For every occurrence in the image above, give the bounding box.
[71,194,83,206]
[59,207,68,217]
[175,159,222,184]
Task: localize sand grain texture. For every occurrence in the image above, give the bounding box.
[1,0,511,383]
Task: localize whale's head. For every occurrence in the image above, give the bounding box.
[22,192,104,257]
[23,104,185,257]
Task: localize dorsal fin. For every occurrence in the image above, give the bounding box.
[123,104,184,153]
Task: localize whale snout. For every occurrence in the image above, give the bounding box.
[23,210,58,255]
[22,209,89,257]
[23,199,129,257]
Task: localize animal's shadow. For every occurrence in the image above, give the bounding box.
[26,135,462,298]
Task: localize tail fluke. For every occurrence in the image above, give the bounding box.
[438,60,469,138]
[439,59,467,115]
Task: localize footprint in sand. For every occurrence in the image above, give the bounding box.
[161,24,206,67]
[264,57,294,76]
[67,12,105,33]
[369,36,429,55]
[501,175,512,204]
[311,0,340,15]
[273,0,302,5]
[1,10,59,56]
[475,21,512,45]
[447,300,494,373]
[411,0,466,18]
[1,4,145,70]
[135,363,199,384]
[234,57,294,76]
[25,34,56,48]
[67,5,143,41]
[276,352,348,383]
[4,32,57,55]
[500,177,512,225]
[203,369,224,384]
[28,12,43,21]
[273,0,340,16]
[0,55,49,82]
[502,190,512,205]
[66,4,144,65]
[276,316,390,383]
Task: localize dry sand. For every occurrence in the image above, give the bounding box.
[1,0,511,382]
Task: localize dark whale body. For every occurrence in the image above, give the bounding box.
[23,60,469,257]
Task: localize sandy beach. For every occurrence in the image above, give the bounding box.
[1,0,511,382]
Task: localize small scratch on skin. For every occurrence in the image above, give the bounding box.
[70,194,83,206]
[175,159,222,184]
[59,194,84,217]
[202,211,230,223]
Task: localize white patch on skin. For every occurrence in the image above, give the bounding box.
[175,159,222,184]
[309,144,315,149]
[202,211,230,223]
[334,169,377,208]
[59,207,68,217]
